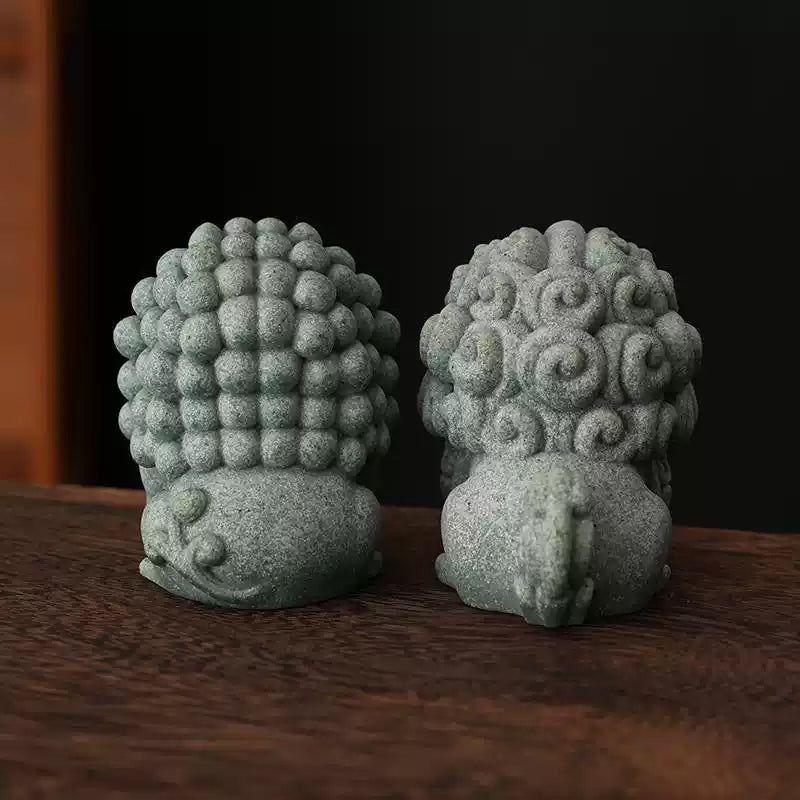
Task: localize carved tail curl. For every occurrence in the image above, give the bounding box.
[514,463,595,626]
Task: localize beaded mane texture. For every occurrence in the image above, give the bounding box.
[114,217,400,608]
[418,221,701,627]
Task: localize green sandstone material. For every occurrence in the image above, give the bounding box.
[418,221,701,626]
[114,217,400,608]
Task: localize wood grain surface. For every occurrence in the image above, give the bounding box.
[0,484,798,799]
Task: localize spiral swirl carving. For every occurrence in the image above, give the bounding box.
[470,271,517,321]
[595,262,668,327]
[573,403,662,462]
[522,268,605,333]
[517,326,607,411]
[449,323,504,397]
[635,261,669,317]
[482,402,545,458]
[620,330,673,403]
[418,222,701,471]
[454,262,489,309]
[419,303,472,383]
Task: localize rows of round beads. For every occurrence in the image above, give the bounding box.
[115,217,400,483]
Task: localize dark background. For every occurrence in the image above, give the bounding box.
[59,1,800,530]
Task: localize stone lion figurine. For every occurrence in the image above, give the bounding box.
[114,216,400,608]
[418,221,701,626]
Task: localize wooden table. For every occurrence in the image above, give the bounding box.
[1,484,798,799]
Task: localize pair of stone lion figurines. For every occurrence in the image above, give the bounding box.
[114,217,700,627]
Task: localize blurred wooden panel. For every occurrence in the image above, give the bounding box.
[0,0,58,482]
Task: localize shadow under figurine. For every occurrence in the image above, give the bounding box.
[114,217,400,608]
[419,221,701,627]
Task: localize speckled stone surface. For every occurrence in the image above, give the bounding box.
[139,467,381,609]
[418,221,701,626]
[114,216,400,608]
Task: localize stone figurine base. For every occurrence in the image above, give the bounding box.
[437,455,671,626]
[139,467,382,609]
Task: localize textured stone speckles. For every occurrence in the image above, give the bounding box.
[325,245,356,270]
[182,241,221,275]
[351,302,375,342]
[256,296,295,348]
[153,265,184,310]
[256,217,287,236]
[261,428,299,468]
[218,296,258,351]
[182,431,222,473]
[287,221,323,245]
[440,455,671,625]
[301,355,340,397]
[146,398,182,441]
[259,394,300,429]
[223,217,257,237]
[179,313,222,362]
[338,436,368,477]
[114,216,400,609]
[217,393,258,429]
[216,258,256,299]
[300,396,338,430]
[299,430,338,470]
[293,270,336,313]
[113,316,145,360]
[188,223,223,246]
[176,357,216,399]
[157,307,187,354]
[338,394,374,437]
[328,303,359,348]
[339,342,373,393]
[327,263,360,305]
[139,467,379,609]
[177,273,219,316]
[180,397,218,431]
[255,232,293,261]
[419,221,701,627]
[356,273,382,310]
[371,310,401,352]
[220,429,260,469]
[156,247,188,274]
[220,232,256,260]
[131,277,157,317]
[293,311,335,360]
[258,259,297,298]
[117,360,142,400]
[259,349,302,394]
[215,350,258,394]
[118,403,135,438]
[289,239,330,272]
